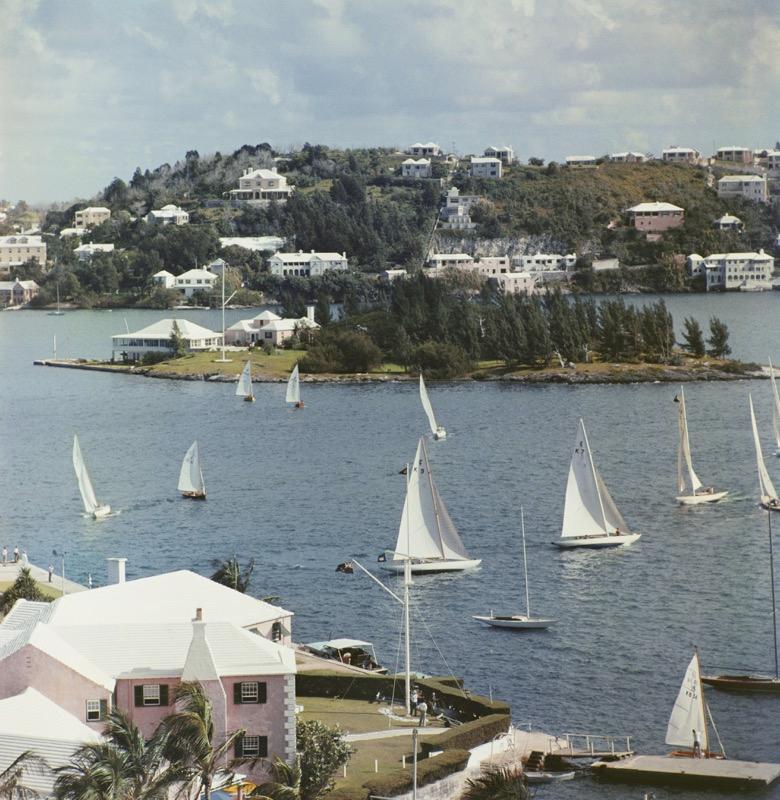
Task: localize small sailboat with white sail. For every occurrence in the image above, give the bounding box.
[178,441,206,500]
[675,387,728,505]
[473,507,554,629]
[286,364,303,408]
[770,359,780,457]
[749,395,780,511]
[235,360,255,402]
[72,434,111,519]
[419,374,446,440]
[380,437,481,573]
[555,419,640,548]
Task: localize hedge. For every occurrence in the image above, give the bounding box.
[418,714,510,756]
[362,748,470,798]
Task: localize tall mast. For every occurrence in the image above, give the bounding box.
[521,507,530,618]
[422,439,446,558]
[581,420,609,533]
[769,510,779,680]
[404,464,412,715]
[694,647,709,755]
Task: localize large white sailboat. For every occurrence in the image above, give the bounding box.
[419,374,446,440]
[235,360,255,402]
[286,364,303,408]
[770,359,780,457]
[556,419,640,549]
[675,387,728,505]
[380,437,481,573]
[749,395,780,511]
[72,435,111,519]
[178,441,206,500]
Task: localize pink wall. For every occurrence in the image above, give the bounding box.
[632,212,684,232]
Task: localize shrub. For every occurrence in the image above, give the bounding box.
[409,340,472,379]
[300,331,382,374]
[140,351,170,365]
[419,714,510,755]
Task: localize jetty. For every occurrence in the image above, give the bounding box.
[592,755,780,788]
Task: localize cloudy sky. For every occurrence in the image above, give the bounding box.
[1,0,779,203]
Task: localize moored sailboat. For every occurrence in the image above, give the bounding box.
[380,437,481,573]
[555,419,640,548]
[286,364,303,408]
[675,388,728,505]
[770,359,780,457]
[72,435,111,519]
[419,374,446,440]
[235,360,255,402]
[47,283,65,316]
[749,395,780,511]
[178,440,206,499]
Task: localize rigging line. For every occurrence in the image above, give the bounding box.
[706,703,726,759]
[409,597,459,687]
[389,601,405,719]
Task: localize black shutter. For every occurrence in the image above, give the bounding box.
[258,736,268,758]
[234,736,243,758]
[134,686,143,707]
[99,699,108,720]
[233,682,243,705]
[159,685,169,706]
[258,682,267,704]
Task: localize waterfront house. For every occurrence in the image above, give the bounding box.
[220,235,286,253]
[565,155,597,167]
[661,146,700,163]
[145,205,190,225]
[174,268,219,297]
[0,235,46,275]
[74,243,115,261]
[225,307,319,347]
[484,145,514,164]
[74,207,110,230]
[609,152,647,163]
[152,269,176,289]
[714,213,743,231]
[688,250,775,290]
[227,167,294,207]
[111,318,222,360]
[469,256,512,277]
[407,142,440,157]
[427,253,475,270]
[470,157,502,179]
[715,146,753,164]
[401,158,432,178]
[268,250,348,277]
[626,202,685,233]
[514,253,577,272]
[491,271,538,294]
[0,278,39,307]
[717,174,768,203]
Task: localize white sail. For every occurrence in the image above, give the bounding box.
[236,361,253,398]
[770,359,780,450]
[178,441,205,495]
[749,395,777,501]
[286,364,300,404]
[72,435,100,515]
[665,653,709,752]
[561,420,614,539]
[677,388,703,494]
[419,374,439,436]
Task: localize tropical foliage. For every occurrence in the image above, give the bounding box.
[461,765,528,800]
[0,751,47,800]
[0,568,52,616]
[295,720,351,800]
[210,557,255,594]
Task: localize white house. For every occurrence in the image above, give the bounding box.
[514,253,577,272]
[715,146,753,164]
[717,175,768,203]
[565,155,597,167]
[764,150,780,171]
[74,207,111,230]
[220,236,286,253]
[379,268,407,282]
[74,243,115,261]
[407,142,440,157]
[174,268,218,297]
[688,250,775,291]
[111,319,222,360]
[470,157,502,179]
[427,253,474,270]
[146,205,190,225]
[484,145,514,164]
[206,258,228,275]
[225,307,319,347]
[401,158,431,178]
[492,271,538,294]
[59,227,84,238]
[609,152,647,163]
[470,256,512,277]
[440,187,480,230]
[152,270,176,289]
[0,235,46,275]
[268,251,348,277]
[227,167,294,206]
[662,146,700,163]
[713,214,743,231]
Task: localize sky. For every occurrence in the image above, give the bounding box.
[1,0,779,204]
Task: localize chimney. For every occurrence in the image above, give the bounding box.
[106,557,126,584]
[195,607,203,621]
[306,304,315,322]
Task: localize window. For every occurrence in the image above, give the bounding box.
[143,685,160,705]
[233,681,266,704]
[86,699,106,721]
[241,682,259,703]
[236,735,268,759]
[134,684,169,707]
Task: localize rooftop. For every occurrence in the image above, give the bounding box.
[627,202,684,213]
[111,319,220,341]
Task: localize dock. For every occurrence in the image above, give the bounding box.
[592,754,780,788]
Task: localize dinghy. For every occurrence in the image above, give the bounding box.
[770,359,780,457]
[286,364,303,408]
[675,388,728,505]
[474,507,555,628]
[419,374,446,440]
[72,435,111,519]
[178,441,206,500]
[235,360,255,402]
[380,437,481,573]
[749,395,780,511]
[555,419,640,548]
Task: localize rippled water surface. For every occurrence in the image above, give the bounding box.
[2,297,780,799]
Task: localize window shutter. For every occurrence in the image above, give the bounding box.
[233,682,243,705]
[99,699,108,720]
[159,685,169,706]
[234,736,243,759]
[258,682,267,704]
[259,736,268,758]
[134,686,144,707]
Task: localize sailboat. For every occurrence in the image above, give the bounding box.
[178,441,206,499]
[473,507,555,628]
[47,283,65,316]
[666,650,725,759]
[675,387,728,505]
[72,435,111,519]
[286,363,303,408]
[770,359,780,457]
[380,437,481,573]
[235,360,255,402]
[419,374,446,440]
[749,395,780,511]
[555,419,640,548]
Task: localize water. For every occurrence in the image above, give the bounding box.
[2,297,780,799]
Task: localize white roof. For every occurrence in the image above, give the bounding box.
[611,151,645,158]
[176,268,218,282]
[716,214,742,223]
[112,318,220,341]
[220,236,285,252]
[59,227,84,237]
[0,235,43,245]
[226,320,256,332]
[430,253,473,260]
[566,155,596,160]
[485,145,512,151]
[471,157,501,164]
[242,168,281,180]
[410,142,439,148]
[663,146,698,153]
[308,638,374,650]
[717,145,751,151]
[271,251,346,263]
[261,317,319,332]
[627,202,684,212]
[718,174,765,183]
[74,243,114,253]
[153,269,176,278]
[0,280,38,290]
[78,206,110,214]
[402,158,430,165]
[253,310,282,322]
[704,251,773,261]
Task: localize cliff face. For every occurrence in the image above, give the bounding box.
[433,233,600,257]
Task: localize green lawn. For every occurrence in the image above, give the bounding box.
[0,580,62,599]
[146,349,305,379]
[298,696,444,735]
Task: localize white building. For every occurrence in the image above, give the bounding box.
[407,142,440,157]
[565,155,597,167]
[717,175,768,203]
[0,235,46,275]
[609,152,647,163]
[227,167,294,206]
[379,268,407,282]
[764,150,780,171]
[401,158,432,178]
[662,146,700,163]
[206,258,228,275]
[470,157,502,179]
[111,319,222,360]
[514,253,577,272]
[74,207,111,230]
[174,268,219,297]
[225,307,319,347]
[146,205,190,225]
[0,279,39,307]
[220,236,286,253]
[152,270,176,289]
[268,251,348,277]
[74,243,115,261]
[715,146,753,164]
[427,253,474,270]
[469,257,511,277]
[688,250,775,291]
[484,145,514,164]
[440,187,480,230]
[492,271,538,294]
[59,227,84,239]
[713,214,743,231]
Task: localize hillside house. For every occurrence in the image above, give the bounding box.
[401,158,432,178]
[715,146,753,164]
[407,142,440,157]
[626,202,685,233]
[514,253,577,272]
[717,175,768,203]
[225,307,319,347]
[470,157,502,179]
[74,243,115,261]
[688,250,774,291]
[609,152,647,163]
[0,235,46,275]
[173,268,218,297]
[268,251,348,277]
[427,253,475,270]
[146,205,190,225]
[491,271,538,294]
[227,167,294,207]
[152,269,176,289]
[484,145,514,164]
[565,155,597,167]
[714,214,743,231]
[661,146,700,163]
[74,207,110,230]
[220,236,286,252]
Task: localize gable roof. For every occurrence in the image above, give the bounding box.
[627,202,684,212]
[176,268,218,281]
[718,174,765,183]
[112,319,220,341]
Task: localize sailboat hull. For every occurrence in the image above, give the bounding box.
[243,396,255,403]
[760,497,780,512]
[701,674,780,693]
[555,533,640,549]
[676,491,728,505]
[381,558,482,574]
[181,491,206,500]
[433,428,446,440]
[472,614,554,629]
[92,505,112,519]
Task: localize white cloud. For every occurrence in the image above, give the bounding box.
[245,68,282,106]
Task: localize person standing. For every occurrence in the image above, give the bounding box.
[48,564,53,583]
[410,687,419,717]
[13,545,19,563]
[417,698,428,727]
[1,546,7,566]
[692,729,702,759]
[21,551,28,567]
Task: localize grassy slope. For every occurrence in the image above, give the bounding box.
[0,580,62,599]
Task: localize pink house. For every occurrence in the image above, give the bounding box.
[626,202,685,233]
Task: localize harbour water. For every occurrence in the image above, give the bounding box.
[2,295,780,799]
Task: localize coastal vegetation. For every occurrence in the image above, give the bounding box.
[0,568,55,616]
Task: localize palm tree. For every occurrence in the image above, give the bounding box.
[0,751,47,800]
[461,765,528,800]
[160,682,245,800]
[252,757,300,800]
[210,557,255,594]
